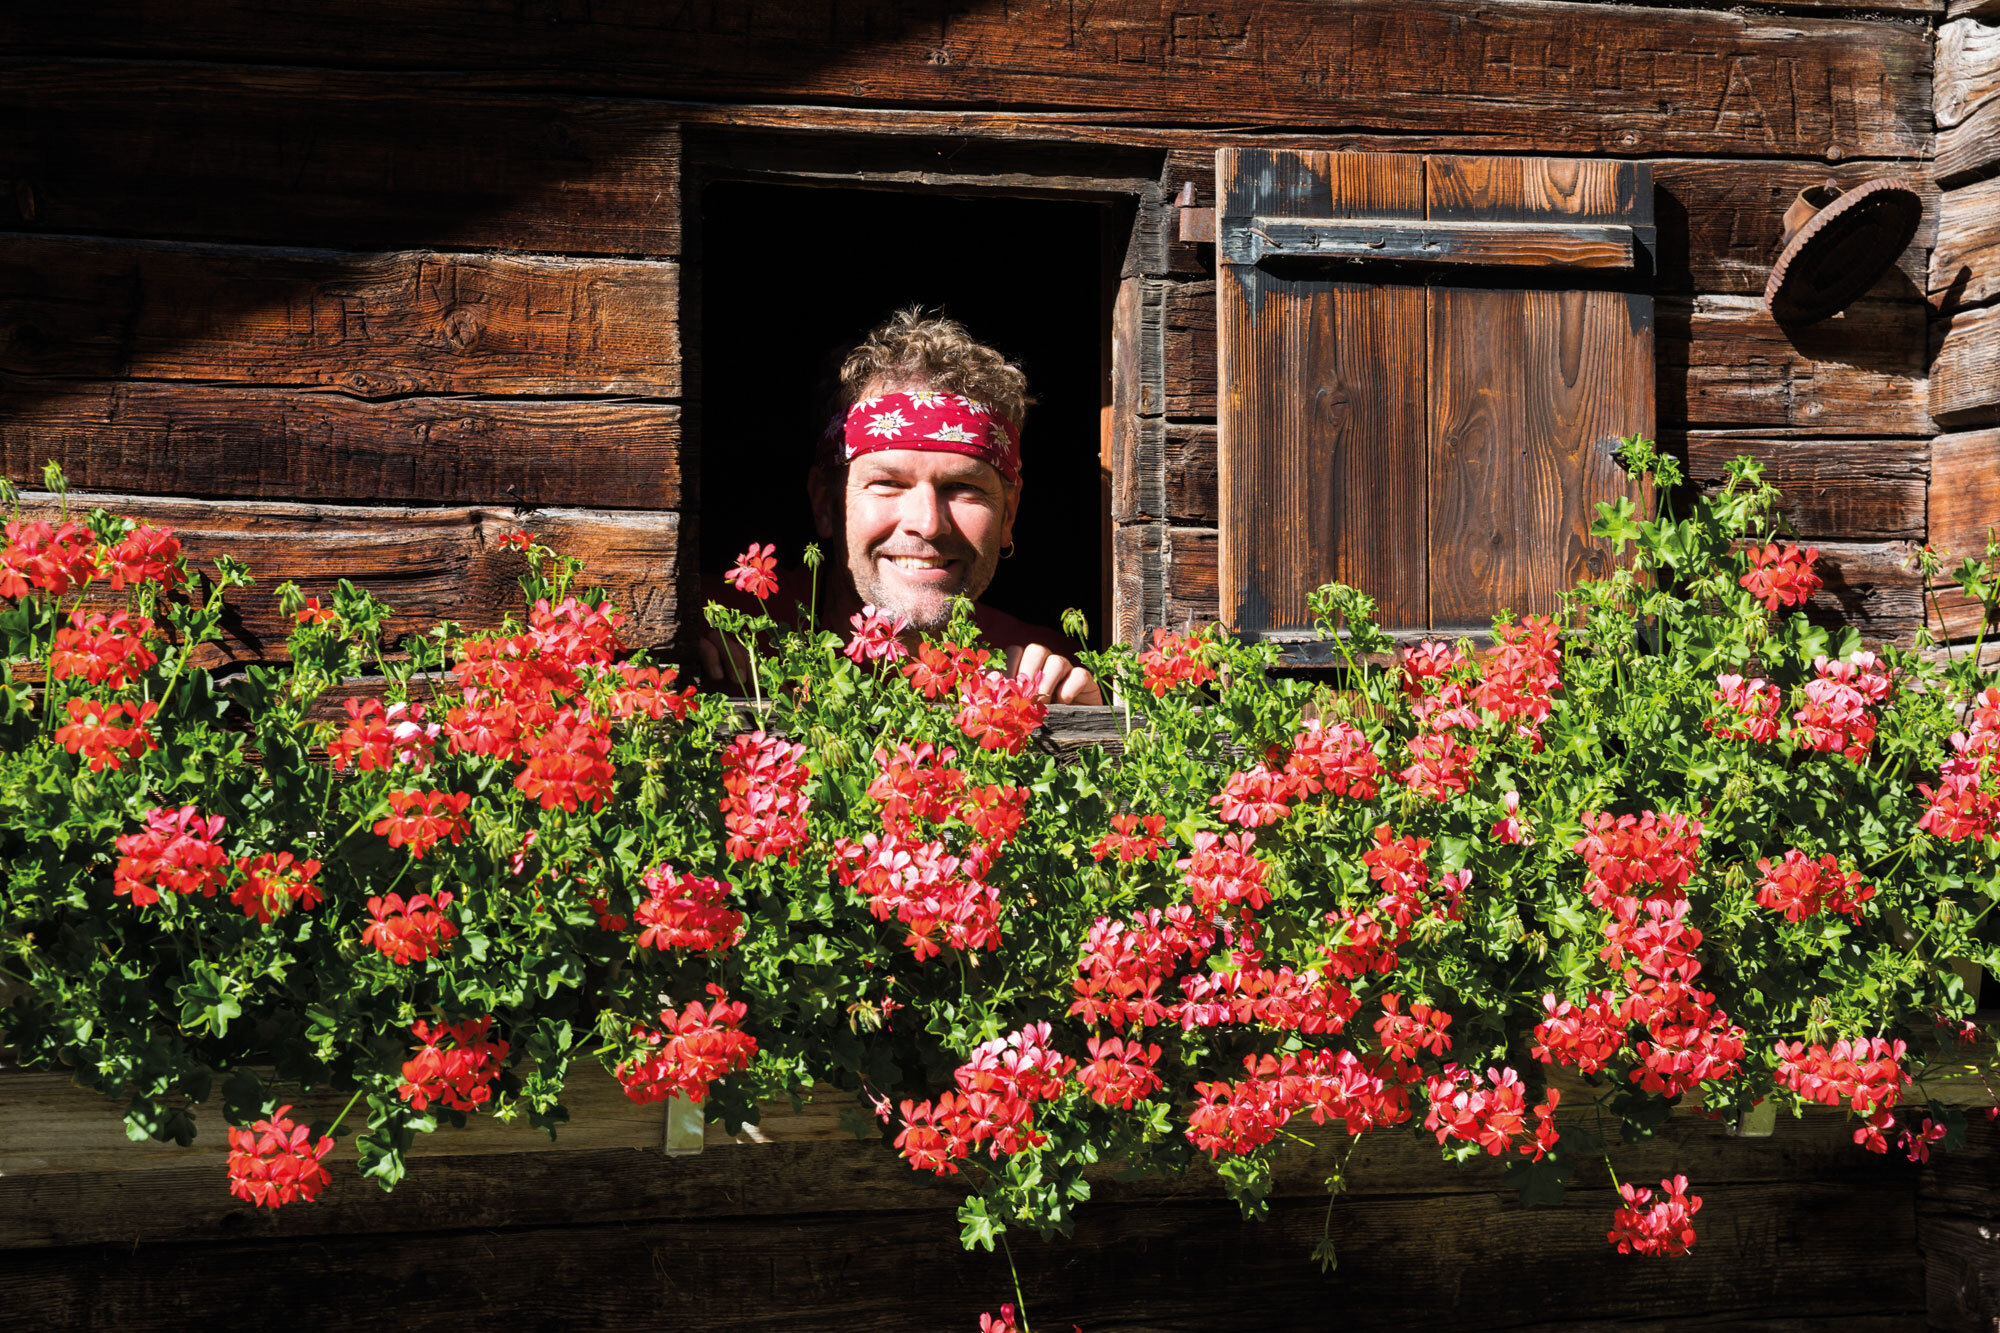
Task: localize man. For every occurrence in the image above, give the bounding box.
[701,308,1102,705]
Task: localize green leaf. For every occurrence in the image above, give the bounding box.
[1503,1152,1572,1207]
[957,1196,1002,1252]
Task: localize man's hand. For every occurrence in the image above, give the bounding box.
[697,631,757,695]
[1004,643,1103,705]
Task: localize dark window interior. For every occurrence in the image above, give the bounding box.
[699,181,1108,648]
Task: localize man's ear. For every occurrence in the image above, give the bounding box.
[1000,481,1022,548]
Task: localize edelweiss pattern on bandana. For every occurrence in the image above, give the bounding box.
[843,391,1022,483]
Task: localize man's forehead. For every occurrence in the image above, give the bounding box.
[846,448,1004,487]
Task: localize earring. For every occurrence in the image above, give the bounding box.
[1000,542,1016,560]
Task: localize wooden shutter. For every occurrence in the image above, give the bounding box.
[1215,149,1653,648]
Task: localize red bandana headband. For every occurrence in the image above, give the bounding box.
[843,391,1022,483]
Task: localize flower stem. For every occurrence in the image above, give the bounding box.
[998,1232,1032,1333]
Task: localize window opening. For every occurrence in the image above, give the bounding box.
[699,181,1109,649]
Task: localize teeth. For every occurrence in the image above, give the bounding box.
[888,556,950,569]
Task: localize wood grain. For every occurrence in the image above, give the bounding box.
[1423,156,1651,631]
[1650,159,1933,299]
[13,492,684,659]
[1932,302,2000,426]
[1927,429,2000,641]
[1932,176,2000,307]
[0,62,682,254]
[1938,96,2000,187]
[1806,541,1924,643]
[1661,296,1930,434]
[1164,424,1219,524]
[0,2,1931,156]
[0,1180,1926,1331]
[0,236,680,398]
[0,381,682,509]
[1161,279,1215,420]
[1938,19,2000,131]
[1426,286,1647,628]
[1177,291,1930,433]
[0,1065,669,1179]
[1165,525,1219,632]
[0,1090,1926,1252]
[1215,149,1428,635]
[1683,432,1928,540]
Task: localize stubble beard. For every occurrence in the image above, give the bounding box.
[846,541,1001,635]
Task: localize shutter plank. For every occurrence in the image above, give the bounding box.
[1216,149,1427,634]
[1425,158,1651,628]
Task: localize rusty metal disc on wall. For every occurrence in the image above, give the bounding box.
[1764,176,1923,325]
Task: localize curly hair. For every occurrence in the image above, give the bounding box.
[838,307,1031,427]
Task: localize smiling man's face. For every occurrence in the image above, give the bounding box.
[832,439,1018,634]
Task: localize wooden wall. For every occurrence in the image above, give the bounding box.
[0,0,1945,658]
[0,1068,1953,1331]
[1931,0,2000,651]
[0,1,1980,1326]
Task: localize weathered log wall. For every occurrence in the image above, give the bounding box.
[0,0,1946,654]
[0,1064,1963,1331]
[1930,11,2000,649]
[0,1,1974,1325]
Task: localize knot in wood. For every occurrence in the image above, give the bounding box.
[437,306,486,353]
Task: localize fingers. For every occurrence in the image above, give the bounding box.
[1003,645,1025,677]
[697,636,725,685]
[1014,644,1050,693]
[1055,666,1102,706]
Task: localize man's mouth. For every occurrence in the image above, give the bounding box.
[885,555,953,572]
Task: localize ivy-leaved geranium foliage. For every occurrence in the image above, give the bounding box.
[3,445,1999,1303]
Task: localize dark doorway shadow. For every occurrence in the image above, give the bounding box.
[698,181,1107,646]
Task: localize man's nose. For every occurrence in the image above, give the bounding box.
[898,482,952,541]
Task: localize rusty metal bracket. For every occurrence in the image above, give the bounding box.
[1175,181,1216,244]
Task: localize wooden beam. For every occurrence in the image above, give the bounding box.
[1933,302,2000,426]
[1682,432,1928,540]
[0,381,683,509]
[1938,96,2000,187]
[1661,296,1931,434]
[0,62,682,254]
[1928,428,2000,640]
[1932,176,2000,307]
[0,236,681,398]
[0,1182,1925,1330]
[1938,19,2000,131]
[0,2,1931,156]
[12,492,684,660]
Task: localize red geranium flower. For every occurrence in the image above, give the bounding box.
[372,789,473,859]
[633,865,743,953]
[1608,1175,1702,1256]
[399,1016,509,1113]
[114,806,230,906]
[1090,812,1168,863]
[231,851,324,924]
[225,1105,334,1210]
[1739,542,1821,613]
[106,524,182,590]
[361,891,459,965]
[725,541,779,599]
[0,519,101,598]
[54,698,159,771]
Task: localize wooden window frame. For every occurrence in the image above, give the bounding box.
[682,128,1155,648]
